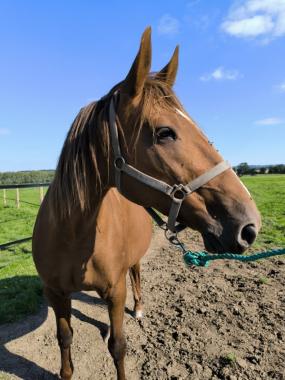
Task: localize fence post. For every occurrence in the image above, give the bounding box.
[39,186,44,203]
[16,188,20,208]
[3,189,7,206]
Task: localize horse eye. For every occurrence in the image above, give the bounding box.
[155,127,177,143]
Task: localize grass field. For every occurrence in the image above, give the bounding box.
[0,175,284,323]
[0,187,47,243]
[0,188,46,323]
[242,174,285,249]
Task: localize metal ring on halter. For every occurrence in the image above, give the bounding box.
[165,228,178,243]
[164,229,187,252]
[114,156,125,171]
[170,184,189,202]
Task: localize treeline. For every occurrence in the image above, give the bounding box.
[235,163,285,176]
[0,170,55,185]
[0,163,284,185]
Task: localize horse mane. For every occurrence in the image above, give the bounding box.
[50,77,185,219]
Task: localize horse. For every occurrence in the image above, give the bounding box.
[32,27,261,380]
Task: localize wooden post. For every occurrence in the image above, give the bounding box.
[39,186,44,203]
[3,189,7,206]
[16,188,20,209]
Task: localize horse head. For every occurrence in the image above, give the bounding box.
[109,27,261,254]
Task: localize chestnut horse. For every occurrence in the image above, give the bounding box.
[32,27,261,380]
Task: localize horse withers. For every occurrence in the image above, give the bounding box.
[32,27,261,380]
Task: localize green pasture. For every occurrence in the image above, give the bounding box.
[0,175,284,323]
[0,243,41,324]
[0,188,46,323]
[242,174,285,249]
[0,187,46,243]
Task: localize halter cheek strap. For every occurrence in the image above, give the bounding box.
[108,94,231,232]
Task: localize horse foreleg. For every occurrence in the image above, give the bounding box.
[45,287,73,380]
[129,262,143,319]
[107,277,127,380]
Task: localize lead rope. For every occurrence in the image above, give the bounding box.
[162,226,285,268]
[183,248,285,267]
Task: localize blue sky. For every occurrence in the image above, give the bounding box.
[0,0,284,171]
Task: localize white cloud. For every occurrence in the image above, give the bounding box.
[200,66,241,81]
[254,117,283,125]
[276,81,285,92]
[223,15,274,37]
[157,14,180,36]
[221,0,285,41]
[0,128,10,136]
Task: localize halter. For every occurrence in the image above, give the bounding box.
[108,93,231,233]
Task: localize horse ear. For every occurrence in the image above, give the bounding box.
[155,45,179,87]
[122,27,152,98]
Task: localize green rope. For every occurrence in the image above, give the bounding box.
[183,248,285,267]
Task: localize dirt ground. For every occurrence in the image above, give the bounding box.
[0,227,284,380]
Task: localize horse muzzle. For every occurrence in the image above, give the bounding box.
[203,221,259,254]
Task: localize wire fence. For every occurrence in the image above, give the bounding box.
[0,183,50,250]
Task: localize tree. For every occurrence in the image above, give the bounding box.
[236,162,250,176]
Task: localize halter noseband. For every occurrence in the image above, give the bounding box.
[108,93,231,233]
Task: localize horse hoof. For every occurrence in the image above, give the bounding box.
[134,309,144,319]
[60,371,72,380]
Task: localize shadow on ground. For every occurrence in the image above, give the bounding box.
[0,277,110,379]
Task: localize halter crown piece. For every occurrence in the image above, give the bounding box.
[108,92,231,233]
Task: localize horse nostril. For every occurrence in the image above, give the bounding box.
[240,224,257,246]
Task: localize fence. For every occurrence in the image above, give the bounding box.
[1,183,49,208]
[0,183,50,250]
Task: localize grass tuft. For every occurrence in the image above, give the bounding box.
[258,276,269,285]
[223,352,237,364]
